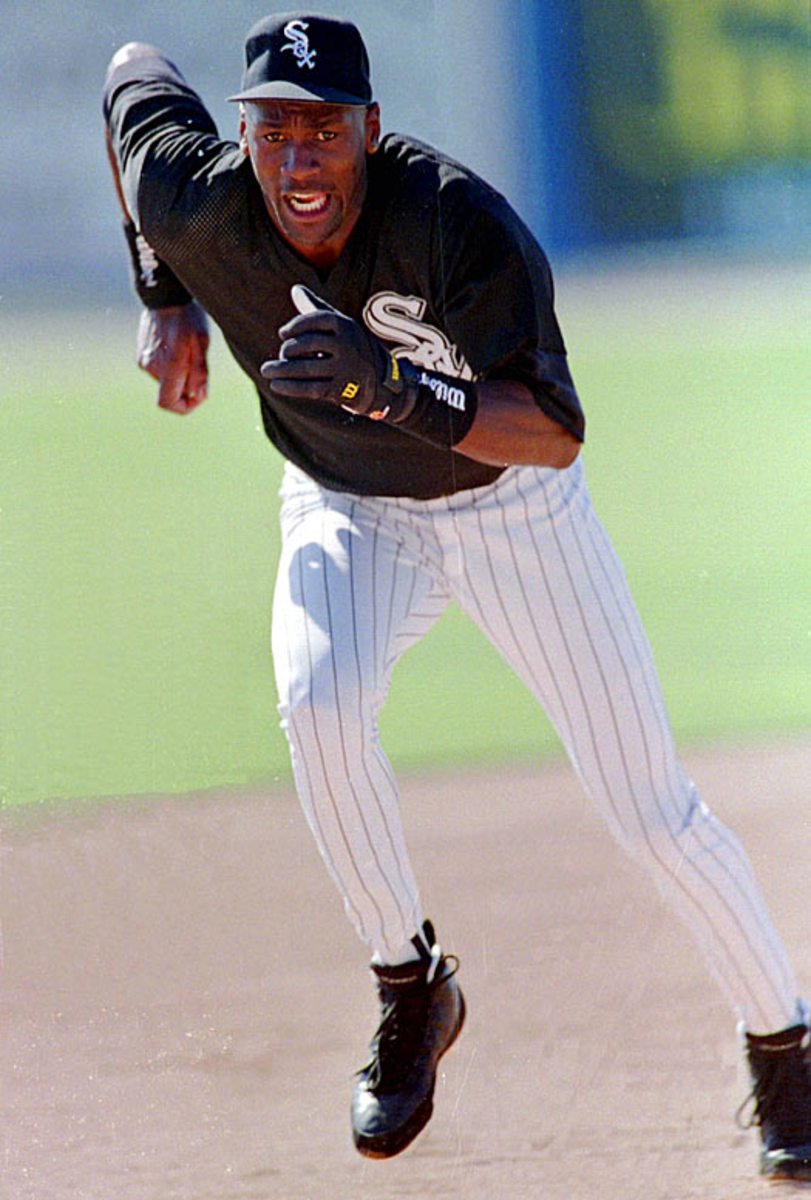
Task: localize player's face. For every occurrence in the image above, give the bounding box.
[241,100,380,269]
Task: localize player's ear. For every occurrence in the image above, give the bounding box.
[365,103,381,154]
[238,104,250,157]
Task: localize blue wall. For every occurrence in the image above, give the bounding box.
[0,0,807,310]
[524,0,810,256]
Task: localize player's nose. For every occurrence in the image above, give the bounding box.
[281,139,321,177]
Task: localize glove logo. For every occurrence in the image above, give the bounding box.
[341,382,360,400]
[419,372,467,411]
[281,20,317,70]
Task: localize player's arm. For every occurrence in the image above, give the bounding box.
[103,43,210,414]
[453,377,580,469]
[262,286,581,468]
[419,189,584,467]
[454,339,583,467]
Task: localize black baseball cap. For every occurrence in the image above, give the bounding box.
[227,12,373,106]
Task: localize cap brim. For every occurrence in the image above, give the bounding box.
[227,81,369,105]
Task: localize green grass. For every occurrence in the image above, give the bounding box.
[2,259,809,807]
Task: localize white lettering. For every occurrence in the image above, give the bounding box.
[135,232,160,288]
[419,371,466,411]
[282,19,317,71]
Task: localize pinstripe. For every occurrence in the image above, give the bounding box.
[275,471,458,956]
[585,507,746,858]
[472,479,531,667]
[536,464,793,1024]
[583,507,685,809]
[346,505,416,916]
[434,463,794,1026]
[388,500,445,581]
[437,494,503,649]
[448,475,573,753]
[285,692,368,940]
[317,508,420,942]
[531,466,631,835]
[384,563,439,677]
[558,471,784,1023]
[384,540,405,684]
[521,469,617,792]
[538,466,653,842]
[562,476,777,1015]
[287,516,374,942]
[582,493,793,947]
[583,511,710,842]
[273,461,799,1025]
[503,472,578,753]
[312,527,393,933]
[384,550,416,679]
[553,466,674,825]
[369,508,381,692]
[277,488,416,951]
[490,489,561,722]
[577,499,797,1017]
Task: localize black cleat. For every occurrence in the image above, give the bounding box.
[351,920,465,1159]
[741,1023,811,1181]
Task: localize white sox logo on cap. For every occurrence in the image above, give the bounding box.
[281,20,317,71]
[228,14,372,105]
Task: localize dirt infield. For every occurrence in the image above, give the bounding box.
[2,736,810,1200]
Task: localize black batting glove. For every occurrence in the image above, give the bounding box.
[260,285,418,421]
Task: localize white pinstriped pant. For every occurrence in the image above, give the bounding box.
[271,457,799,1032]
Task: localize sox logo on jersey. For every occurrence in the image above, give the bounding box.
[363,291,474,381]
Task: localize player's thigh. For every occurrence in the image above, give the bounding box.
[449,462,668,752]
[272,486,448,716]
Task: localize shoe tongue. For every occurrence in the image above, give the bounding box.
[372,958,430,986]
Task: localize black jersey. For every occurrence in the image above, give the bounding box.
[104,54,583,499]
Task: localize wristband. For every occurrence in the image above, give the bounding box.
[386,357,478,449]
[122,220,192,309]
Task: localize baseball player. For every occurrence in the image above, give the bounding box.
[103,12,811,1175]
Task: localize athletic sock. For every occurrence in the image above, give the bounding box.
[372,924,432,968]
[741,998,811,1041]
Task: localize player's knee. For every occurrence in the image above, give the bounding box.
[277,667,370,755]
[620,788,718,874]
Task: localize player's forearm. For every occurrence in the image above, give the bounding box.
[455,379,581,469]
[105,126,132,220]
[104,47,197,311]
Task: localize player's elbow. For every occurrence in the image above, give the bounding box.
[546,430,581,470]
[108,41,163,73]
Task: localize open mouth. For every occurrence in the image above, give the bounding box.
[284,192,331,217]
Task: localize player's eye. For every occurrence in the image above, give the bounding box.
[262,131,286,143]
[315,129,338,142]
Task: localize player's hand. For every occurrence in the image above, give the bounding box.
[260,285,412,421]
[136,301,210,414]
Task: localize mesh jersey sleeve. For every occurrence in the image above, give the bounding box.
[103,50,236,263]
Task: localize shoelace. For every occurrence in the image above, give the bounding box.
[737,1042,811,1143]
[360,954,460,1092]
